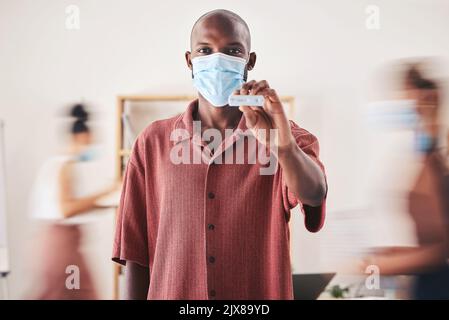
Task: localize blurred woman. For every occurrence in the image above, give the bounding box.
[362,65,449,299]
[28,104,118,299]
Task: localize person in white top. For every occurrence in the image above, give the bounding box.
[28,104,119,299]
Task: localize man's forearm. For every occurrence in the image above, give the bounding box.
[124,262,150,300]
[277,141,327,207]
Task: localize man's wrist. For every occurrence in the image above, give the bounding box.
[276,138,298,159]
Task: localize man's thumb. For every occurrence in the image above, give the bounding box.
[239,106,257,128]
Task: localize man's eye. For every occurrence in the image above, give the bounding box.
[228,48,243,55]
[197,48,211,54]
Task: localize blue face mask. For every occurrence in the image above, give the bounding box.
[192,53,247,107]
[415,130,436,154]
[77,146,96,162]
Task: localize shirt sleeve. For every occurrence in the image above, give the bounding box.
[112,138,149,267]
[281,121,328,233]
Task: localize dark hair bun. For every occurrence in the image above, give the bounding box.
[71,104,88,122]
[406,65,437,90]
[70,104,89,134]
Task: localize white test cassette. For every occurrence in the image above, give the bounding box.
[228,95,265,107]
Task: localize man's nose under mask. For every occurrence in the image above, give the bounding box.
[192,52,247,107]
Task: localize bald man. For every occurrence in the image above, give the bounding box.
[113,9,327,300]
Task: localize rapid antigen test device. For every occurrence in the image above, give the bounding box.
[228,95,265,107]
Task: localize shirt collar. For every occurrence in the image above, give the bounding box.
[172,99,249,145]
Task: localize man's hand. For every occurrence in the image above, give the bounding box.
[235,80,327,207]
[235,80,295,150]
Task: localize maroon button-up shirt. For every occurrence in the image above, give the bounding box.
[112,100,326,299]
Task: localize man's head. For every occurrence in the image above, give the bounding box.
[185,9,256,75]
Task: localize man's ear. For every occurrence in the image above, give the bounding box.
[185,51,192,70]
[247,52,257,71]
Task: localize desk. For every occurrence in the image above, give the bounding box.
[318,274,414,300]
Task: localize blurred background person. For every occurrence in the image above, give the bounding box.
[26,104,119,299]
[360,64,449,299]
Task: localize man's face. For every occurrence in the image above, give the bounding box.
[185,16,256,76]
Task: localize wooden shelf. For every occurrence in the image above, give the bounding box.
[118,149,131,157]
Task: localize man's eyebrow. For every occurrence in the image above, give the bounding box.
[226,42,245,47]
[194,41,245,46]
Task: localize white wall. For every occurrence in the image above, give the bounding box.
[1,0,449,298]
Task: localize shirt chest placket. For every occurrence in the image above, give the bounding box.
[198,132,242,300]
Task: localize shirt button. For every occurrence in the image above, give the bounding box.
[208,192,215,199]
[208,224,215,230]
[208,256,215,263]
[210,290,216,297]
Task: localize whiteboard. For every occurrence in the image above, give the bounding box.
[0,120,9,274]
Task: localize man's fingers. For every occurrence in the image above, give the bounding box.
[255,87,284,116]
[241,80,256,95]
[240,80,271,96]
[251,80,269,95]
[239,106,258,128]
[240,80,269,95]
[259,88,280,103]
[239,105,251,113]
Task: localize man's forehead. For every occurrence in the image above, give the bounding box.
[190,11,250,49]
[192,24,246,45]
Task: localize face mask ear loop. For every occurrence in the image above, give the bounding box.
[243,66,249,82]
[244,56,252,82]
